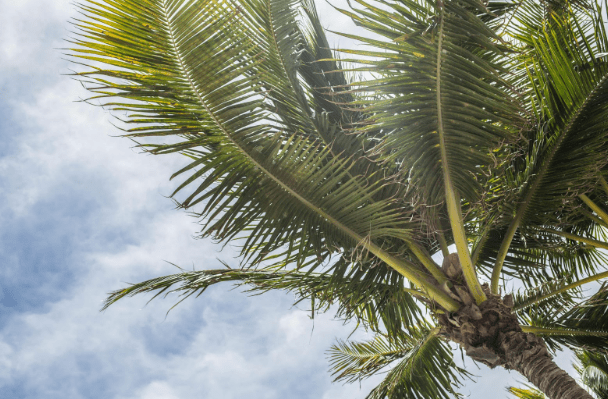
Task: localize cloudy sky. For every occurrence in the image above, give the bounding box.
[0,0,583,398]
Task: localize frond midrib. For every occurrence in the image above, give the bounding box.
[436,4,486,304]
[492,65,608,293]
[155,0,458,311]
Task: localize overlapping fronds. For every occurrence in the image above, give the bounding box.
[486,1,608,254]
[506,5,608,228]
[470,1,608,292]
[70,0,608,395]
[520,283,608,352]
[477,227,608,290]
[103,266,428,335]
[328,0,528,302]
[67,0,466,308]
[328,327,471,399]
[332,0,522,210]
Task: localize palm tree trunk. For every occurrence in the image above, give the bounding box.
[437,258,592,398]
[502,330,593,399]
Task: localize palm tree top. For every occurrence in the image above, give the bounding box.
[69,0,608,397]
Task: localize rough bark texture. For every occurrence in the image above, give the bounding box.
[436,254,593,399]
[502,331,593,399]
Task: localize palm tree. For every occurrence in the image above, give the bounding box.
[68,0,608,397]
[510,350,608,398]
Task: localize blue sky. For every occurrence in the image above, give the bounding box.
[0,1,584,398]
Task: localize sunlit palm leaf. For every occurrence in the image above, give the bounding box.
[508,385,546,399]
[328,327,471,399]
[68,0,461,305]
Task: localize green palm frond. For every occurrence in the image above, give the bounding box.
[575,350,608,398]
[513,265,608,313]
[69,0,461,310]
[477,227,608,290]
[489,2,608,290]
[334,0,521,208]
[103,266,429,335]
[508,385,546,399]
[328,327,471,399]
[514,9,608,226]
[512,275,582,316]
[520,282,608,352]
[327,0,521,303]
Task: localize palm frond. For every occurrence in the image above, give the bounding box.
[490,1,608,289]
[475,226,608,292]
[103,266,430,335]
[513,267,608,313]
[328,327,471,399]
[520,282,608,352]
[575,350,608,398]
[68,0,461,309]
[508,385,546,399]
[330,0,526,302]
[333,0,522,208]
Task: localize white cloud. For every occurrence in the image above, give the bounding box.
[0,0,74,71]
[135,382,180,399]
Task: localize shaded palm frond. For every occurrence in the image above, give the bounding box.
[102,266,428,335]
[478,2,608,292]
[512,275,582,316]
[475,226,608,292]
[333,0,522,210]
[328,326,471,399]
[492,2,608,238]
[520,283,608,352]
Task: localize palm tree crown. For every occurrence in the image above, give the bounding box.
[69,0,608,397]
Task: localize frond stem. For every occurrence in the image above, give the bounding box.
[543,228,608,251]
[521,325,608,337]
[599,175,608,198]
[580,194,608,224]
[580,208,608,229]
[408,243,449,285]
[471,223,492,266]
[491,209,523,294]
[514,270,608,312]
[435,3,486,304]
[491,67,608,295]
[437,231,450,259]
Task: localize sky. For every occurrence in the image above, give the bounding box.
[0,0,585,398]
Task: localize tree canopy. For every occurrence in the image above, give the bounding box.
[69,0,608,397]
